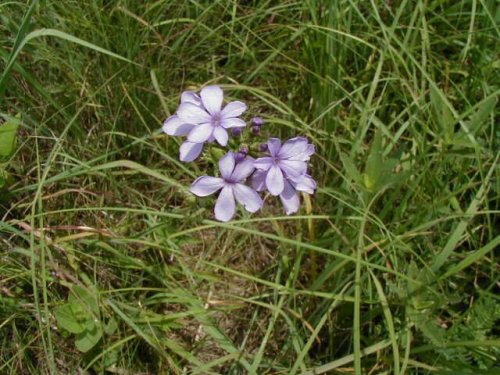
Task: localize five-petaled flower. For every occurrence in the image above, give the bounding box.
[190,151,263,222]
[253,137,316,215]
[163,85,247,162]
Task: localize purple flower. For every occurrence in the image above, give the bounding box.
[190,151,263,222]
[253,137,315,195]
[163,91,206,162]
[253,137,316,215]
[178,85,246,145]
[162,86,247,162]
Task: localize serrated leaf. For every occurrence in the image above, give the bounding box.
[0,117,20,160]
[75,322,103,352]
[467,96,497,134]
[54,303,88,334]
[430,86,454,141]
[339,151,362,184]
[104,317,118,335]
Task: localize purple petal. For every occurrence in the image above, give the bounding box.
[267,138,282,157]
[279,137,309,159]
[177,102,212,124]
[179,142,204,162]
[213,126,228,146]
[293,174,317,194]
[190,176,224,196]
[288,143,315,162]
[200,85,223,116]
[252,170,267,191]
[221,101,247,118]
[181,91,202,106]
[279,159,307,179]
[214,186,236,222]
[254,157,273,171]
[280,179,300,215]
[218,152,235,180]
[266,165,285,196]
[162,115,194,136]
[220,117,246,129]
[187,123,213,143]
[233,184,263,213]
[231,157,255,181]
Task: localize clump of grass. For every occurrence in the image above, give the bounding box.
[1,0,499,374]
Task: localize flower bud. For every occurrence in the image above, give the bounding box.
[234,151,246,163]
[232,127,243,137]
[251,117,264,127]
[251,125,261,135]
[259,143,269,152]
[239,145,249,155]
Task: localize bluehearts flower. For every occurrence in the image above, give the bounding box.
[253,137,316,215]
[190,151,263,222]
[162,86,247,162]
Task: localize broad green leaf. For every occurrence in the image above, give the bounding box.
[54,303,88,334]
[69,284,99,317]
[75,323,103,352]
[0,117,20,159]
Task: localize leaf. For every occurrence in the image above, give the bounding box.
[69,284,99,317]
[0,168,6,189]
[104,317,118,335]
[54,303,89,334]
[75,322,103,352]
[0,116,20,160]
[430,85,454,141]
[467,95,497,134]
[339,151,362,184]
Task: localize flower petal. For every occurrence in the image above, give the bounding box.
[213,126,228,146]
[190,176,224,196]
[252,170,267,191]
[179,141,204,162]
[162,115,194,136]
[231,157,255,181]
[289,143,315,161]
[187,123,213,143]
[220,117,246,129]
[200,85,223,116]
[221,101,247,118]
[254,157,273,171]
[218,151,235,180]
[177,102,212,124]
[279,159,307,179]
[280,179,300,215]
[233,184,263,213]
[214,186,236,222]
[266,165,285,196]
[293,174,317,194]
[181,91,202,106]
[278,137,309,159]
[267,138,282,157]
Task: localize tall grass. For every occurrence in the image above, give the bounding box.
[1,0,498,373]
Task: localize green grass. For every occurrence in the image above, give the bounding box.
[1,0,499,373]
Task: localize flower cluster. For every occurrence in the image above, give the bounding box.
[162,85,316,221]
